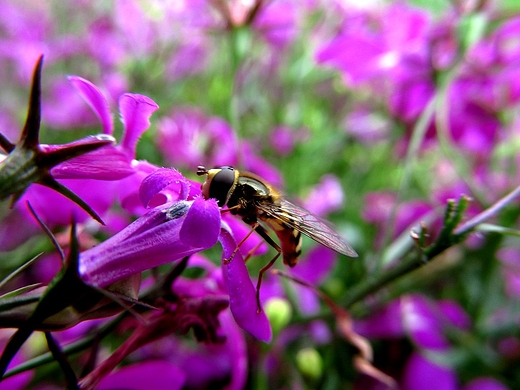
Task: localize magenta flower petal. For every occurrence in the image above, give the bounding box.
[354,299,404,339]
[50,144,135,180]
[291,246,337,285]
[119,93,159,156]
[79,200,220,287]
[286,245,337,316]
[402,295,449,350]
[114,0,154,56]
[139,168,191,208]
[219,227,272,342]
[402,352,457,390]
[119,161,160,215]
[222,215,268,257]
[97,361,186,390]
[68,76,113,134]
[19,179,117,226]
[0,208,40,251]
[180,197,220,248]
[303,174,344,217]
[219,310,248,390]
[41,135,135,180]
[438,300,471,330]
[293,284,320,315]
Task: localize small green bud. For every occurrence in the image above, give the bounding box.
[264,297,292,334]
[296,347,323,381]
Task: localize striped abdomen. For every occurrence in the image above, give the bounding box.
[265,218,302,267]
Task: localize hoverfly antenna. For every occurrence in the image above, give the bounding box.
[197,166,208,176]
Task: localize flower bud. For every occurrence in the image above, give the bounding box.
[264,297,292,335]
[296,347,323,381]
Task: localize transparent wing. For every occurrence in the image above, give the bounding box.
[257,199,358,257]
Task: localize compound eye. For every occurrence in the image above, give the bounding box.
[209,167,235,206]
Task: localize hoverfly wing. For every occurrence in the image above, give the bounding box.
[258,199,358,258]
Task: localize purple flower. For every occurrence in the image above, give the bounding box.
[252,0,299,48]
[402,351,458,390]
[156,107,238,169]
[268,126,302,156]
[402,295,470,351]
[219,226,272,342]
[303,174,345,217]
[315,3,435,128]
[354,300,404,339]
[315,3,512,157]
[343,106,390,144]
[165,256,249,389]
[79,196,220,288]
[76,165,272,342]
[316,3,431,92]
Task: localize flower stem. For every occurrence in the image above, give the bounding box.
[344,183,520,307]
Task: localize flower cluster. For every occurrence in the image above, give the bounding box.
[0,0,520,389]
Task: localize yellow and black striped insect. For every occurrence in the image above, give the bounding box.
[197,165,357,309]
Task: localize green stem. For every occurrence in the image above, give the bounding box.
[345,182,520,308]
[2,314,123,379]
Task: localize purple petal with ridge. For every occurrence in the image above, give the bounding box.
[219,227,272,342]
[139,168,191,208]
[68,76,113,134]
[43,135,135,180]
[180,197,220,248]
[119,93,159,156]
[79,200,220,287]
[51,145,135,180]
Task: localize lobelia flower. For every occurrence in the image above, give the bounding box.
[79,187,219,288]
[354,294,506,389]
[155,106,284,187]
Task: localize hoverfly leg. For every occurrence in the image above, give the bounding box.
[225,222,260,264]
[243,241,264,263]
[253,226,282,313]
[219,205,241,215]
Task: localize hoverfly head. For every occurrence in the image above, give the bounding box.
[198,165,238,207]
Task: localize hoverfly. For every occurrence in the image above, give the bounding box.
[197,165,357,310]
